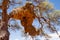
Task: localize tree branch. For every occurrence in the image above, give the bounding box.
[0,6,2,9]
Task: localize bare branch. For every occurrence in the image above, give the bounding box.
[9,0,22,5]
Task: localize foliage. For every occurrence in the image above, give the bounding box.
[48,10,60,24]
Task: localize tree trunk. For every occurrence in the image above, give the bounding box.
[0,0,10,40]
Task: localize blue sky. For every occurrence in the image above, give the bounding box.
[49,0,60,10]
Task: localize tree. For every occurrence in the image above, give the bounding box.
[9,0,60,38]
[0,0,10,40]
[0,0,22,40]
[0,0,60,40]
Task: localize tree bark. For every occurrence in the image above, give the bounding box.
[0,0,10,40]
